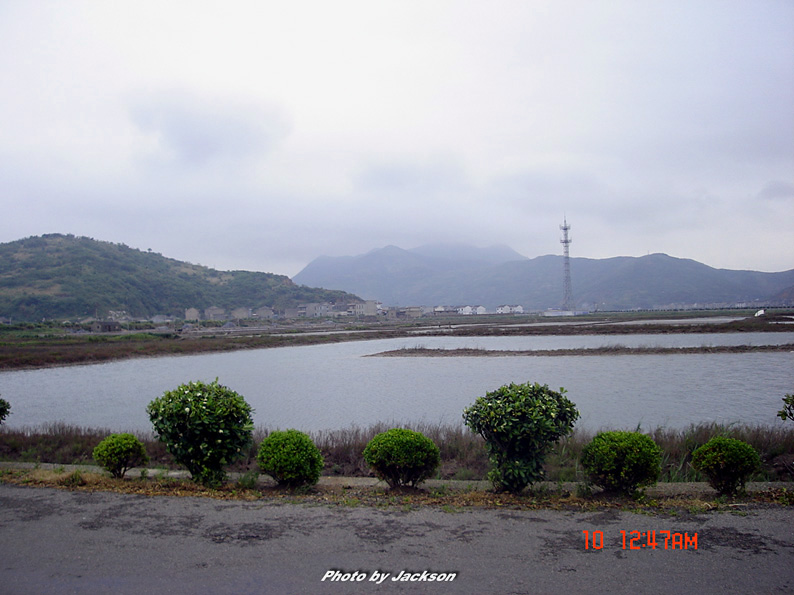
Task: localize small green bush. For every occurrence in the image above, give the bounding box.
[92,433,149,478]
[257,429,324,488]
[463,382,579,494]
[691,436,761,496]
[147,379,254,487]
[581,431,662,495]
[363,428,441,488]
[59,469,86,487]
[0,397,10,424]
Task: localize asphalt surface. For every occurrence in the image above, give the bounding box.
[1,483,793,594]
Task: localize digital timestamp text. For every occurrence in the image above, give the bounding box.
[583,530,698,550]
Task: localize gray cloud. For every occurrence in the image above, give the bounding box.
[129,92,291,167]
[354,158,469,200]
[0,1,792,276]
[758,180,794,202]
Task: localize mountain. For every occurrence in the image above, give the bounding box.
[0,234,360,321]
[293,244,527,306]
[292,245,794,310]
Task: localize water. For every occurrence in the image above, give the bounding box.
[395,331,794,350]
[1,333,792,433]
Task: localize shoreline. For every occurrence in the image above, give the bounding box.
[370,343,794,357]
[2,313,791,371]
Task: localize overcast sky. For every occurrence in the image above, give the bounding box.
[1,1,792,277]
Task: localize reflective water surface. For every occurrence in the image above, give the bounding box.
[2,332,792,432]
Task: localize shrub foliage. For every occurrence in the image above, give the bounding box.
[363,428,441,488]
[581,431,662,494]
[691,436,761,496]
[463,382,579,493]
[147,379,253,487]
[92,433,149,478]
[0,397,10,424]
[257,429,324,488]
[778,393,794,422]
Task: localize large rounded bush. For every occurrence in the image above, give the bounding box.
[463,382,579,494]
[93,433,149,478]
[691,436,760,496]
[581,431,662,495]
[257,429,324,488]
[147,379,253,487]
[363,428,441,489]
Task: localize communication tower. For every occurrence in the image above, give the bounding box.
[560,217,573,311]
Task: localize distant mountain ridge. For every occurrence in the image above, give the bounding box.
[0,234,360,321]
[292,245,794,310]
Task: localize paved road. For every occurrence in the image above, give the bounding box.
[1,483,792,594]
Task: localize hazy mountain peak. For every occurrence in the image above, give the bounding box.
[408,243,527,264]
[293,244,794,309]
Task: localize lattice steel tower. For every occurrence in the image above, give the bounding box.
[560,217,573,311]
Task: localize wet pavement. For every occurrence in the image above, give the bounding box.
[1,482,793,594]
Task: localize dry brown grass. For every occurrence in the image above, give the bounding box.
[309,422,489,480]
[3,467,791,512]
[3,421,793,484]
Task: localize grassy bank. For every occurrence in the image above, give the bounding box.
[2,421,792,484]
[0,330,387,370]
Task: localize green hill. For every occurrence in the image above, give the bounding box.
[0,234,359,321]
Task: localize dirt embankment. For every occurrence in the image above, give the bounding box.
[371,344,794,357]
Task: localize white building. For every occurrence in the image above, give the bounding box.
[457,305,487,315]
[351,300,379,316]
[497,305,524,314]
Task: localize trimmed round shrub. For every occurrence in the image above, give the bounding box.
[93,433,149,479]
[691,436,761,496]
[0,397,10,425]
[463,382,579,494]
[581,431,662,495]
[257,429,324,488]
[363,428,441,489]
[147,379,254,487]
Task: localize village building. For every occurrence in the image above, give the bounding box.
[457,305,487,315]
[496,305,524,314]
[90,320,122,333]
[350,300,379,317]
[330,303,352,317]
[204,306,227,321]
[231,307,251,320]
[253,306,274,319]
[385,306,428,319]
[299,303,330,317]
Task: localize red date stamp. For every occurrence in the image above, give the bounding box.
[583,530,698,550]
